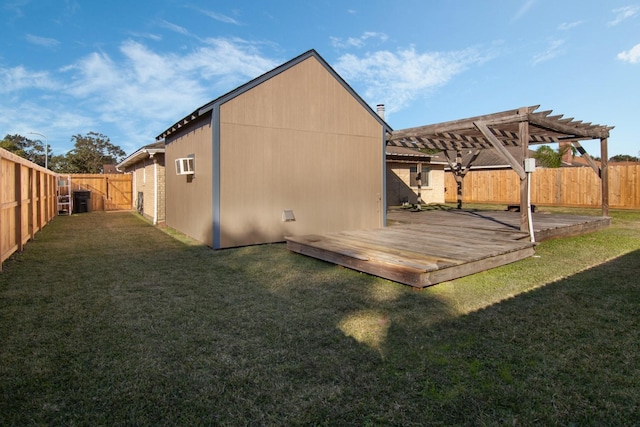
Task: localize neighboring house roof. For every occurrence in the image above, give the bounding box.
[116,141,165,170]
[157,49,392,141]
[102,164,120,174]
[564,156,640,168]
[441,146,538,170]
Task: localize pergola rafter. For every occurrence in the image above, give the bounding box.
[386,105,614,235]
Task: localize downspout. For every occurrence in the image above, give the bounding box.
[377,104,387,227]
[212,105,221,249]
[526,167,535,243]
[132,168,136,210]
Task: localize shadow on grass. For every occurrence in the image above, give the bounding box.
[1,212,638,425]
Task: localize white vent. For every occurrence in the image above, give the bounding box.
[175,157,194,175]
[282,210,296,222]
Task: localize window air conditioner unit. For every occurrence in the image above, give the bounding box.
[175,157,194,175]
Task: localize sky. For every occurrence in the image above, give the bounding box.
[1,0,639,159]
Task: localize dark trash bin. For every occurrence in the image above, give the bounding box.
[73,190,91,213]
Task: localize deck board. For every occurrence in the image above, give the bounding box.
[286,210,610,288]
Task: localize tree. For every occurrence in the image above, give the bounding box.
[532,144,575,168]
[48,154,72,172]
[0,134,48,167]
[62,132,125,174]
[609,154,639,162]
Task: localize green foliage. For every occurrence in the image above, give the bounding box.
[418,147,441,155]
[0,132,125,173]
[0,134,47,166]
[61,132,125,174]
[609,154,639,162]
[533,144,575,168]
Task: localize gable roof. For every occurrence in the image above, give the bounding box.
[157,49,392,140]
[440,146,538,170]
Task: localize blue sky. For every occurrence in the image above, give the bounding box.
[1,0,639,158]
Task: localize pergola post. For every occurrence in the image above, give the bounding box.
[519,112,530,232]
[600,138,609,217]
[444,149,481,210]
[455,150,463,209]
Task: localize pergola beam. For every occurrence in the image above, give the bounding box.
[529,115,610,139]
[571,141,601,177]
[474,121,526,180]
[390,107,529,140]
[387,106,613,218]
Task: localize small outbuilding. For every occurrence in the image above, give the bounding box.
[157,50,391,249]
[116,141,166,225]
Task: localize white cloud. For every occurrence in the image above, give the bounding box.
[59,38,279,144]
[0,65,59,92]
[608,5,639,26]
[128,32,163,42]
[532,39,565,66]
[617,43,640,63]
[158,19,191,36]
[184,38,279,81]
[198,9,241,25]
[3,0,28,20]
[334,47,487,115]
[2,38,280,153]
[558,21,584,30]
[511,0,536,22]
[0,98,97,154]
[25,34,61,48]
[330,32,388,49]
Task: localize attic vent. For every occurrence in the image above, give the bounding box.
[175,157,194,175]
[282,210,296,222]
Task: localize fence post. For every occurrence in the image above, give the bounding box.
[0,151,3,271]
[16,163,24,252]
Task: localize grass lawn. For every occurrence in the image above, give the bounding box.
[1,208,639,426]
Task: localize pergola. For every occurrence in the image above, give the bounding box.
[387,105,614,236]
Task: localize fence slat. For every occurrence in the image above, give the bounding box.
[0,148,58,270]
[445,165,640,209]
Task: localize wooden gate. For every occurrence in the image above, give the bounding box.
[70,174,132,211]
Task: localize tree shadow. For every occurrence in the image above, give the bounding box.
[2,212,637,425]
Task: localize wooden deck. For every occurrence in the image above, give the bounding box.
[286,210,610,288]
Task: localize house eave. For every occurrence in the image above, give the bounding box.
[117,147,165,171]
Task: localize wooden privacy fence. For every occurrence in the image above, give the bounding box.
[445,164,640,209]
[70,174,132,211]
[1,148,58,270]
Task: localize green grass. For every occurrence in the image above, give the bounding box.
[1,210,639,426]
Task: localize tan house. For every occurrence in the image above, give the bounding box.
[157,50,391,249]
[116,141,165,225]
[386,146,446,206]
